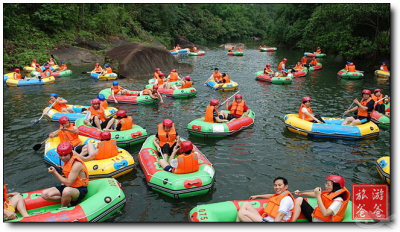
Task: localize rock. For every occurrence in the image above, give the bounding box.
[175,36,209,51]
[106,43,193,79]
[220,43,246,49]
[106,36,131,49]
[74,37,107,50]
[51,47,102,65]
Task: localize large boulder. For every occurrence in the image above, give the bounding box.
[175,36,209,51]
[51,46,102,64]
[220,43,246,49]
[106,43,192,78]
[74,37,107,50]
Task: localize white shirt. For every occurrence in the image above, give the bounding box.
[263,196,294,222]
[301,107,310,114]
[312,197,344,222]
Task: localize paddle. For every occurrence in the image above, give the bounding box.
[51,54,58,66]
[81,71,91,74]
[32,129,60,151]
[341,102,354,118]
[218,90,240,108]
[32,101,57,126]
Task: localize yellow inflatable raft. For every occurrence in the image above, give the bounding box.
[374,70,390,79]
[376,156,390,184]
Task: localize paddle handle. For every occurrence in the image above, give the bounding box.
[219,90,240,107]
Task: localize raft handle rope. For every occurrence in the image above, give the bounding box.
[72,178,123,222]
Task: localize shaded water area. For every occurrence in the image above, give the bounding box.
[3,43,390,222]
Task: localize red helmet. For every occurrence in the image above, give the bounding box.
[266,64,271,67]
[155,68,160,71]
[159,72,164,77]
[326,175,345,189]
[349,63,354,66]
[33,59,37,62]
[210,100,219,106]
[153,84,159,90]
[374,89,382,93]
[95,63,100,65]
[302,96,312,102]
[45,65,50,69]
[58,116,69,125]
[57,142,73,156]
[283,58,287,61]
[361,89,371,95]
[92,98,101,104]
[235,94,243,99]
[36,64,40,67]
[15,68,20,72]
[162,119,173,127]
[100,131,111,140]
[171,69,176,72]
[184,76,191,81]
[116,110,126,118]
[180,141,193,153]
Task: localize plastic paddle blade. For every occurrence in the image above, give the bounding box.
[32,120,40,126]
[33,144,42,151]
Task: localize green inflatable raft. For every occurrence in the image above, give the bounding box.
[74,117,148,147]
[138,135,215,199]
[189,198,373,222]
[304,52,326,58]
[99,88,157,105]
[187,110,255,138]
[30,70,72,78]
[8,178,126,222]
[337,69,364,79]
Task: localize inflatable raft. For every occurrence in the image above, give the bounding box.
[178,48,190,54]
[374,70,390,79]
[227,52,243,56]
[304,52,326,58]
[255,71,273,82]
[43,104,117,122]
[293,67,308,77]
[145,78,181,89]
[187,110,255,138]
[284,114,379,139]
[189,198,372,222]
[158,87,198,98]
[308,63,322,71]
[31,70,72,78]
[23,65,59,72]
[170,50,178,55]
[376,156,390,184]
[75,117,148,147]
[3,72,14,82]
[44,136,135,179]
[189,51,206,56]
[98,88,157,105]
[371,110,390,130]
[90,72,118,81]
[337,69,364,79]
[259,47,277,52]
[8,178,126,222]
[6,76,55,87]
[138,135,215,199]
[255,71,293,84]
[204,79,239,91]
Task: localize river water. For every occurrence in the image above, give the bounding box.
[3,43,390,222]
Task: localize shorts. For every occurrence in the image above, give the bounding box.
[163,165,173,173]
[226,114,240,121]
[354,116,370,123]
[91,117,113,129]
[300,199,314,222]
[55,185,88,206]
[161,142,177,156]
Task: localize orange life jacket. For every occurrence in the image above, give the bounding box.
[310,59,318,66]
[31,62,37,68]
[312,187,350,222]
[89,105,106,122]
[35,66,42,72]
[62,154,89,188]
[111,85,122,94]
[301,57,307,65]
[105,67,112,74]
[357,98,372,117]
[298,103,314,121]
[348,65,356,72]
[380,65,389,72]
[43,70,52,77]
[49,99,67,112]
[193,47,198,52]
[157,123,177,147]
[179,80,193,89]
[238,48,242,52]
[142,88,156,95]
[213,72,222,81]
[157,76,164,85]
[173,152,199,174]
[154,72,160,79]
[371,94,383,106]
[344,65,349,71]
[278,61,285,71]
[204,105,218,123]
[100,100,108,109]
[60,64,68,71]
[316,49,322,53]
[295,64,303,70]
[230,100,245,116]
[169,72,179,82]
[48,61,55,66]
[3,184,8,204]
[95,140,119,160]
[263,191,295,221]
[13,72,22,80]
[59,124,81,147]
[264,67,273,74]
[93,66,102,72]
[222,74,231,83]
[119,116,133,131]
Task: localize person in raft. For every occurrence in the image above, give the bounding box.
[106,110,134,132]
[228,46,235,52]
[84,99,115,130]
[278,58,287,71]
[210,68,222,83]
[291,175,350,222]
[30,59,38,68]
[219,94,249,121]
[154,68,163,79]
[79,131,119,162]
[294,62,303,72]
[42,65,53,78]
[48,93,74,113]
[309,57,319,67]
[263,64,274,75]
[315,47,322,54]
[300,55,308,67]
[158,140,199,174]
[153,119,180,158]
[167,69,182,83]
[59,61,68,71]
[49,116,88,156]
[371,89,388,115]
[176,76,193,89]
[97,94,108,109]
[110,81,128,103]
[92,62,103,74]
[341,89,375,126]
[237,47,243,52]
[101,64,113,76]
[236,177,294,222]
[41,142,89,208]
[140,84,164,103]
[3,184,30,220]
[380,62,389,72]
[298,97,325,123]
[155,72,166,87]
[344,61,351,71]
[346,62,357,73]
[204,100,228,123]
[221,73,231,83]
[13,68,22,80]
[46,57,55,67]
[192,45,198,53]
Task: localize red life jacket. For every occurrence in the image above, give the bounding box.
[111,85,122,94]
[278,61,285,71]
[169,72,179,82]
[179,81,193,89]
[213,72,222,81]
[49,99,67,112]
[100,100,108,109]
[348,65,356,72]
[230,100,245,116]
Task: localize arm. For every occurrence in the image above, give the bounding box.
[344,106,359,114]
[57,98,68,104]
[50,161,83,187]
[61,126,79,134]
[153,136,161,151]
[49,129,61,138]
[294,190,316,198]
[274,212,286,222]
[111,89,118,103]
[314,187,334,217]
[80,143,97,161]
[304,111,321,123]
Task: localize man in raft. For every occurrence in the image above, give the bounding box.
[140,84,164,103]
[236,177,294,222]
[110,81,128,103]
[167,69,182,83]
[219,94,249,121]
[309,57,319,67]
[263,64,274,75]
[371,89,388,115]
[85,99,115,131]
[204,100,228,123]
[278,58,287,71]
[291,175,350,222]
[298,97,325,123]
[153,119,180,158]
[158,141,200,174]
[210,68,222,83]
[106,110,134,132]
[101,64,113,76]
[59,61,68,71]
[79,132,119,162]
[41,142,89,208]
[380,62,389,72]
[48,93,74,113]
[341,89,375,126]
[91,62,103,74]
[315,47,322,54]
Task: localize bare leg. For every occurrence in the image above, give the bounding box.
[41,187,62,202]
[94,116,102,129]
[349,119,362,126]
[60,188,80,207]
[9,195,29,217]
[341,116,354,126]
[292,197,304,222]
[236,202,263,222]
